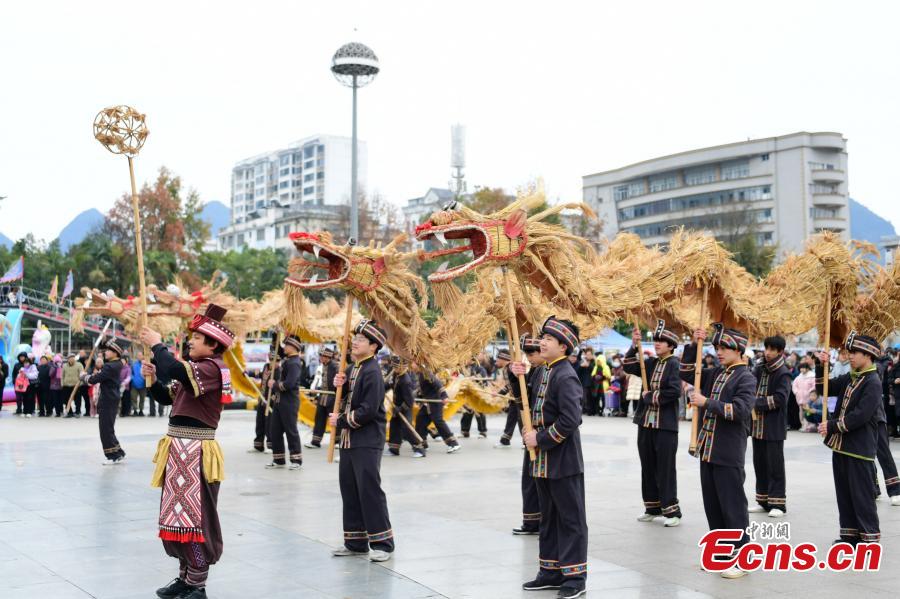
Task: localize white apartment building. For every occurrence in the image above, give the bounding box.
[218,134,366,251]
[582,132,850,255]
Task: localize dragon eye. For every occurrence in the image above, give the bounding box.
[442,200,458,211]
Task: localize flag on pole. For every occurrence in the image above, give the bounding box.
[48,275,59,304]
[0,256,24,283]
[61,270,74,300]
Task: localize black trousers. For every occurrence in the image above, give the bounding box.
[501,402,521,444]
[98,397,125,460]
[535,474,588,583]
[253,401,269,451]
[521,450,540,530]
[23,385,36,414]
[79,386,90,415]
[415,402,458,447]
[388,403,422,453]
[52,388,64,416]
[637,427,681,517]
[460,408,486,434]
[752,438,786,511]
[339,447,394,552]
[833,452,880,543]
[885,396,898,436]
[311,401,332,446]
[786,392,801,430]
[15,391,23,413]
[269,397,302,464]
[699,461,748,550]
[874,423,900,497]
[38,384,51,416]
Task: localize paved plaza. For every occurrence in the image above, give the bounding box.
[1,409,898,598]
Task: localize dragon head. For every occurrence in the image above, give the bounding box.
[414,205,529,283]
[283,232,360,290]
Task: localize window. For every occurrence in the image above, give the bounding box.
[811,207,841,219]
[649,173,678,193]
[280,155,290,166]
[279,181,289,189]
[304,186,314,195]
[627,181,645,197]
[237,233,245,245]
[617,185,774,222]
[292,180,301,187]
[304,160,314,169]
[721,160,749,180]
[760,153,770,161]
[810,183,839,194]
[614,186,629,201]
[256,229,265,241]
[279,168,290,177]
[304,146,314,158]
[304,173,314,182]
[809,161,836,171]
[316,171,324,180]
[317,158,324,167]
[255,176,264,184]
[292,166,301,174]
[684,165,716,186]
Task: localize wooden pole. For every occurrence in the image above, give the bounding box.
[634,323,649,392]
[822,287,832,420]
[64,318,113,414]
[503,268,536,461]
[689,285,709,457]
[327,296,355,463]
[263,331,282,418]
[127,156,152,384]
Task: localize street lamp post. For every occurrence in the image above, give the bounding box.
[331,42,379,242]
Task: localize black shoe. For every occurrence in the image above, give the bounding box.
[512,526,539,535]
[177,587,206,599]
[557,582,586,599]
[65,413,75,418]
[523,574,564,591]
[461,431,470,438]
[156,578,190,598]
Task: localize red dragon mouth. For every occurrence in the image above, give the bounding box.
[414,222,492,282]
[284,232,351,289]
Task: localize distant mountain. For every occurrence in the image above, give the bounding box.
[58,208,105,252]
[200,201,230,238]
[0,231,11,249]
[849,198,896,249]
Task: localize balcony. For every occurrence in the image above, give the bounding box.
[810,168,845,183]
[812,217,847,231]
[812,193,845,207]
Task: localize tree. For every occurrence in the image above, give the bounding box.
[717,204,776,277]
[197,248,290,300]
[106,166,209,269]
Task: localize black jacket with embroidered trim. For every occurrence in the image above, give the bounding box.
[751,359,792,441]
[622,346,682,432]
[336,355,386,449]
[815,364,880,460]
[527,358,584,479]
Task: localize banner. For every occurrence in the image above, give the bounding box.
[0,256,23,283]
[61,270,74,300]
[48,275,59,304]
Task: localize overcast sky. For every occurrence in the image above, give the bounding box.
[2,0,899,242]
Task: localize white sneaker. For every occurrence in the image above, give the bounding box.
[265,462,284,469]
[636,513,657,522]
[663,516,681,527]
[494,442,512,448]
[288,463,301,471]
[369,549,392,562]
[720,566,747,579]
[412,450,426,458]
[748,505,766,513]
[25,414,32,418]
[891,495,900,506]
[332,547,368,557]
[478,432,487,439]
[447,445,461,454]
[768,508,785,518]
[303,441,320,449]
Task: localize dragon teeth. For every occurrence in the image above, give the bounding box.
[313,245,321,259]
[308,273,319,285]
[437,261,449,273]
[435,232,447,247]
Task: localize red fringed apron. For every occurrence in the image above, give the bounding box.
[159,437,205,543]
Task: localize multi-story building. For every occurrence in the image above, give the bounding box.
[217,134,366,251]
[582,132,850,255]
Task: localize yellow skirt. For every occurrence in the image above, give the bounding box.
[150,436,225,488]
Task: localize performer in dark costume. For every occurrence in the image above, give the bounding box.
[307,347,338,448]
[329,319,394,562]
[493,349,519,448]
[681,323,755,580]
[82,340,126,464]
[141,304,234,599]
[250,341,278,454]
[815,332,882,546]
[623,320,683,527]
[461,357,488,438]
[266,335,304,469]
[511,335,543,535]
[749,335,792,517]
[387,356,427,457]
[412,362,461,453]
[516,317,588,599]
